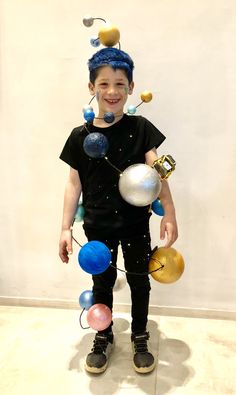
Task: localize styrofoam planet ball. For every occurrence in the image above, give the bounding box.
[79,290,94,310]
[78,241,111,275]
[83,109,95,123]
[140,91,153,103]
[151,198,164,216]
[83,15,94,27]
[98,24,120,47]
[83,132,109,158]
[74,204,85,222]
[87,303,112,331]
[118,164,162,206]
[149,247,185,283]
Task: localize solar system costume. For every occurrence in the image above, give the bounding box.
[60,113,165,333]
[59,15,182,374]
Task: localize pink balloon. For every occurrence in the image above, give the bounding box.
[87,303,112,331]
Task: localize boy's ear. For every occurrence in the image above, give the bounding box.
[88,82,95,95]
[128,82,134,95]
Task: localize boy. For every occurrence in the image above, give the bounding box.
[59,47,178,374]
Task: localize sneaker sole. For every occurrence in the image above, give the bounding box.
[133,361,155,374]
[85,361,108,374]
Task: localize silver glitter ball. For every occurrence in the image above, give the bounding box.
[118,164,162,207]
[83,15,94,27]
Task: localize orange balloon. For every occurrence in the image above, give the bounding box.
[149,247,185,283]
[98,24,120,47]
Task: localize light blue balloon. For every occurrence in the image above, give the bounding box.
[127,105,137,115]
[74,204,85,222]
[79,290,94,310]
[152,198,165,216]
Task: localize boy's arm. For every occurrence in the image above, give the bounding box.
[145,148,178,247]
[59,167,82,263]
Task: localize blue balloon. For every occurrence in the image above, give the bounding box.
[78,241,111,275]
[83,132,109,158]
[79,290,94,310]
[152,198,165,216]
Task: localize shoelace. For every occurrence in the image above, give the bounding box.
[133,333,149,354]
[92,334,109,354]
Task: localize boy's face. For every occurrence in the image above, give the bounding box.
[88,66,134,117]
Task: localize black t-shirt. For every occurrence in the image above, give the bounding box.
[60,114,165,234]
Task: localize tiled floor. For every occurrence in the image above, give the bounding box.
[0,306,235,395]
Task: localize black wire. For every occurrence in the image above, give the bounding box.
[110,262,164,276]
[88,95,95,105]
[79,308,90,329]
[93,17,107,23]
[72,235,83,248]
[72,233,165,276]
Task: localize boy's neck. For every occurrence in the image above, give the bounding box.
[93,113,124,128]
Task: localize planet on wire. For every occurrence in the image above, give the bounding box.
[118,163,162,206]
[87,303,112,331]
[79,290,94,310]
[149,247,185,283]
[78,240,111,275]
[83,132,109,158]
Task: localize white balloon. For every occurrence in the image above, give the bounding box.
[118,164,162,206]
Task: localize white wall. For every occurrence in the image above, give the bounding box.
[1,0,236,312]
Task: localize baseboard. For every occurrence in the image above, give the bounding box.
[0,296,235,321]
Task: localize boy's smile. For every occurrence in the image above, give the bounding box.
[89,66,134,124]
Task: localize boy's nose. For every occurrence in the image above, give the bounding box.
[107,86,117,94]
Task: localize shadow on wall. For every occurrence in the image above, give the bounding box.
[68,317,194,395]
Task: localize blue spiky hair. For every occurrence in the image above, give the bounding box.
[88,47,134,84]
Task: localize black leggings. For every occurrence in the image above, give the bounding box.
[85,223,152,334]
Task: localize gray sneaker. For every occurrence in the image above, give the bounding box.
[85,332,113,373]
[131,332,155,373]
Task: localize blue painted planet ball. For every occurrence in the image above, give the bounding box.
[79,290,94,310]
[151,198,165,216]
[83,132,109,158]
[78,241,111,275]
[104,112,115,123]
[90,37,100,47]
[84,109,95,123]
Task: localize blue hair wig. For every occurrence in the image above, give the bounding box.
[88,47,134,84]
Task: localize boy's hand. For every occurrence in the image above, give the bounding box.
[160,214,178,248]
[59,229,73,264]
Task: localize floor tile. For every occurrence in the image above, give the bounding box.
[0,306,235,395]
